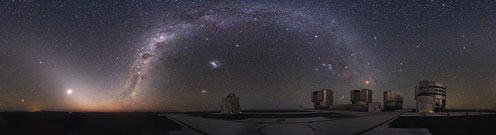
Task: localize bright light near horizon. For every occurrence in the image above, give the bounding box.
[67,89,73,95]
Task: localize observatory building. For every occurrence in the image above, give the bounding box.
[328,89,380,112]
[311,89,333,109]
[220,93,242,114]
[415,80,447,112]
[350,89,372,104]
[383,91,403,110]
[416,96,435,113]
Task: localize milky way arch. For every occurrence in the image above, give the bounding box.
[118,1,372,107]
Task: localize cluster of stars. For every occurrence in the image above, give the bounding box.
[0,1,494,111]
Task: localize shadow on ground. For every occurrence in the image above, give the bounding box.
[389,114,496,135]
[0,112,183,135]
[188,111,356,120]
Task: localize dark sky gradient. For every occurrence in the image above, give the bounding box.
[0,1,495,112]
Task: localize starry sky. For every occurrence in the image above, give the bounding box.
[1,1,495,112]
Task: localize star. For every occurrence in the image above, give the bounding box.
[1,0,494,112]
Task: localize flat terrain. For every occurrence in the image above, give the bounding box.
[187,111,356,120]
[389,114,496,135]
[2,110,495,135]
[0,112,183,135]
[167,110,402,135]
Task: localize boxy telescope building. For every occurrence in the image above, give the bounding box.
[311,89,333,109]
[350,89,372,105]
[383,91,403,110]
[415,80,447,112]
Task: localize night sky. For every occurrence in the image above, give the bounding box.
[1,1,495,112]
